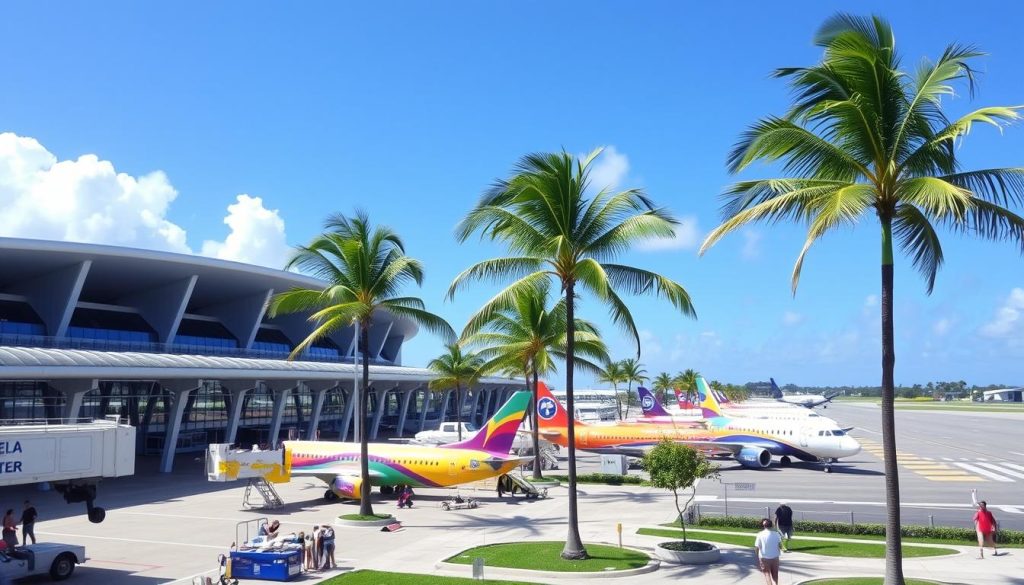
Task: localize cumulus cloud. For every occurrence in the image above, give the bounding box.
[980,288,1024,338]
[741,229,762,260]
[0,132,290,268]
[865,295,878,307]
[932,317,954,336]
[638,329,663,359]
[637,215,701,251]
[201,195,289,268]
[586,145,630,192]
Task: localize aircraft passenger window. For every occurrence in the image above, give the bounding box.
[818,431,824,436]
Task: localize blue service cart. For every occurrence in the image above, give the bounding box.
[228,549,301,581]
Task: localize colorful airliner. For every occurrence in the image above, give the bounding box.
[537,380,860,472]
[640,387,832,424]
[283,390,533,500]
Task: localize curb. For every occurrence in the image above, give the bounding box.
[435,543,660,580]
[794,578,948,585]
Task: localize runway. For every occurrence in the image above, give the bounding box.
[693,401,1024,530]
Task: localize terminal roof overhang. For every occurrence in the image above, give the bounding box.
[0,347,522,386]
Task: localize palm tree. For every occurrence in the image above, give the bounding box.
[463,284,608,479]
[652,372,674,403]
[450,149,696,559]
[674,369,699,407]
[427,344,486,442]
[699,15,1024,584]
[269,211,455,516]
[619,358,648,418]
[597,360,626,419]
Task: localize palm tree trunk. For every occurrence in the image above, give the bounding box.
[358,321,374,516]
[880,218,905,585]
[531,364,543,480]
[562,279,587,560]
[455,383,463,441]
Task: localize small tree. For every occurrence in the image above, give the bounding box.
[642,441,720,542]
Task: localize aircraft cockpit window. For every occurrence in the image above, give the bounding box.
[832,429,845,436]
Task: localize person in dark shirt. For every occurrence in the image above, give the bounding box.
[20,501,37,545]
[774,503,794,552]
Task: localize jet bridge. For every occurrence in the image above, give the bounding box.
[0,417,135,523]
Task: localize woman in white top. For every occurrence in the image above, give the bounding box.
[754,518,782,585]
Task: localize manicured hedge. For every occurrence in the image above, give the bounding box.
[546,473,649,485]
[691,515,1024,545]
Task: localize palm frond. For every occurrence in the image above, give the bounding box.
[894,204,944,293]
[447,257,546,300]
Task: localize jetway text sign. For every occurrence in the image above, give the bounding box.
[0,437,93,476]
[732,482,756,491]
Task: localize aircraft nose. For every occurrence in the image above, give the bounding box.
[843,436,861,456]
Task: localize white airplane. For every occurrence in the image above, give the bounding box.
[638,387,836,425]
[770,378,841,409]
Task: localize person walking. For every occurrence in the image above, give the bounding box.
[774,502,793,552]
[972,489,999,558]
[20,501,37,546]
[2,509,18,548]
[754,518,782,585]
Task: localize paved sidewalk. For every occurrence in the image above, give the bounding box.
[315,482,1022,585]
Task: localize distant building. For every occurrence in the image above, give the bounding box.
[982,388,1023,402]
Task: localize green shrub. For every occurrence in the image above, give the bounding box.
[690,515,1024,544]
[546,473,648,485]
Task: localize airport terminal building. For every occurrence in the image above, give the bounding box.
[0,238,522,471]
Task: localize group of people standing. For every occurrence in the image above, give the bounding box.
[0,501,37,550]
[299,523,336,572]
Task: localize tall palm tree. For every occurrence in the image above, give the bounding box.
[674,369,700,407]
[427,344,486,442]
[463,284,608,479]
[597,360,626,419]
[619,358,647,418]
[450,149,696,559]
[269,211,455,516]
[699,15,1024,584]
[652,372,674,403]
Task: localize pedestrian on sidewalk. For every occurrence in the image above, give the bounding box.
[754,518,782,585]
[774,502,793,552]
[971,489,999,558]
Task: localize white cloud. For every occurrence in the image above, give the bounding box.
[741,229,762,260]
[638,329,663,359]
[782,311,804,326]
[865,295,878,307]
[586,145,630,193]
[637,215,700,251]
[201,195,289,268]
[932,317,954,336]
[980,288,1024,338]
[0,132,290,268]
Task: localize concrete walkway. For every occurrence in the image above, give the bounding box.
[312,482,1022,585]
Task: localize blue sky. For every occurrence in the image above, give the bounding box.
[1,2,1022,387]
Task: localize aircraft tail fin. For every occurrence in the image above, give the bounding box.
[716,389,731,404]
[770,378,783,399]
[697,376,724,419]
[535,381,582,429]
[445,390,531,454]
[637,387,670,417]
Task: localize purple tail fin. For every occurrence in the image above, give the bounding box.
[442,390,530,454]
[637,387,671,417]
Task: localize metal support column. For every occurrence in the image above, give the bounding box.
[417,388,433,432]
[395,385,418,438]
[160,381,200,473]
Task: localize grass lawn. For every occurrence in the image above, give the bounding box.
[337,513,393,521]
[803,579,945,585]
[320,570,541,585]
[675,524,1024,549]
[447,541,649,572]
[637,528,955,558]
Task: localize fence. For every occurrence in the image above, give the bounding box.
[689,502,977,530]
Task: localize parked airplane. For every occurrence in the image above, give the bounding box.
[536,381,860,472]
[695,377,860,472]
[770,378,841,409]
[285,390,533,500]
[638,387,833,424]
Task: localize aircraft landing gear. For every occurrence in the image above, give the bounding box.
[380,485,395,495]
[780,456,792,467]
[324,489,339,501]
[823,458,836,473]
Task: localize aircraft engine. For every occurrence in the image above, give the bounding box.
[332,475,362,499]
[736,446,772,468]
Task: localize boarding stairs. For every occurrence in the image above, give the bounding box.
[243,477,284,509]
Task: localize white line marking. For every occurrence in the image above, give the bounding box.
[976,462,1024,480]
[1010,451,1024,458]
[1003,462,1024,474]
[976,457,989,462]
[37,531,225,549]
[942,457,953,461]
[953,462,1014,482]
